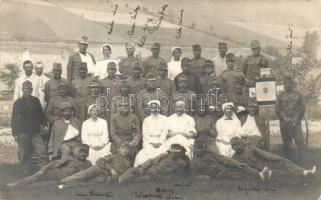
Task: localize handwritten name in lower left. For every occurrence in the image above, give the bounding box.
[75,190,114,198]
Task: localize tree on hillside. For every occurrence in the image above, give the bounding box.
[302,31,320,59]
[1,63,20,91]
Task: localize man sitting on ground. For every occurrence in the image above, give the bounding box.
[58,143,131,189]
[2,144,92,191]
[119,144,190,184]
[231,137,317,180]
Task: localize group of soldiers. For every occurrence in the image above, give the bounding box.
[3,36,317,191]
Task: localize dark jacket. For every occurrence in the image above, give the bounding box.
[67,52,96,82]
[11,96,47,137]
[174,72,201,94]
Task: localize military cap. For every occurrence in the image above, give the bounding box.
[60,101,72,110]
[192,44,202,50]
[169,144,186,153]
[57,80,69,88]
[204,60,214,67]
[22,80,33,88]
[158,62,168,70]
[78,35,89,45]
[248,98,258,107]
[250,40,260,48]
[145,72,157,80]
[88,79,101,87]
[226,53,236,61]
[177,73,188,81]
[230,136,242,145]
[79,62,88,69]
[181,57,191,66]
[53,63,62,70]
[151,42,161,49]
[107,61,117,69]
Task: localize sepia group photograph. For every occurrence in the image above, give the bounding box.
[0,0,321,199]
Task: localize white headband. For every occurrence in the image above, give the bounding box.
[222,102,234,111]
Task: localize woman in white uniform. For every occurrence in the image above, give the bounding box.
[215,102,241,158]
[134,100,168,167]
[81,104,111,164]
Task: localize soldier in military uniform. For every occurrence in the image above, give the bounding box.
[118,42,143,77]
[275,75,305,164]
[220,53,246,94]
[190,44,207,77]
[127,60,146,94]
[193,100,217,138]
[46,81,79,125]
[4,144,92,191]
[206,74,224,122]
[71,62,92,100]
[243,40,269,87]
[172,74,197,116]
[137,72,168,121]
[111,81,137,116]
[231,137,316,179]
[67,35,96,82]
[79,79,107,123]
[48,102,82,161]
[199,60,216,95]
[157,62,175,98]
[142,42,166,77]
[100,62,121,99]
[174,57,201,94]
[44,63,70,104]
[119,144,190,184]
[110,103,141,164]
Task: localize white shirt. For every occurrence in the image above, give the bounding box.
[239,115,261,137]
[216,115,241,143]
[168,60,182,80]
[142,114,168,147]
[81,117,110,148]
[79,52,96,75]
[63,120,80,141]
[36,74,50,109]
[212,55,227,77]
[94,59,119,79]
[13,74,40,101]
[167,113,196,139]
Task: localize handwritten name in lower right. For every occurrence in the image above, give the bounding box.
[238,185,276,195]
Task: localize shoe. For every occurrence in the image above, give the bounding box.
[267,170,272,180]
[311,166,317,175]
[259,172,265,181]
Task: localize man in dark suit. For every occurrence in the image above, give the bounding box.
[11,80,49,175]
[67,35,96,82]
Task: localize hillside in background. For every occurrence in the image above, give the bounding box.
[5,0,321,49]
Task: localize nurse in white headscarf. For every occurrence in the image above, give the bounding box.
[215,102,242,158]
[94,43,119,79]
[158,100,196,158]
[81,104,111,164]
[134,100,168,167]
[167,47,182,80]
